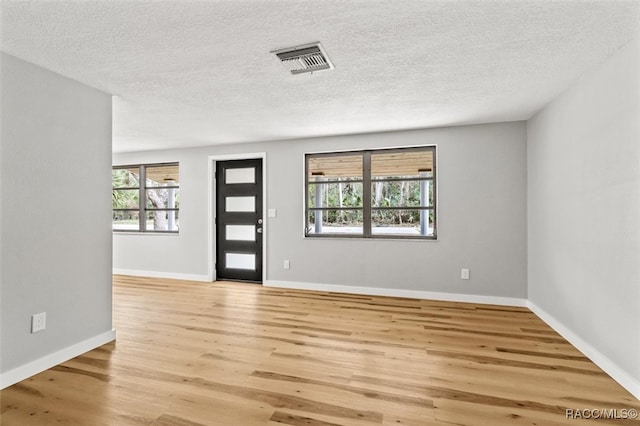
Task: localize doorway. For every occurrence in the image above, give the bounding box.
[215,158,263,282]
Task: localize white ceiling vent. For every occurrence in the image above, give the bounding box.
[272,42,334,75]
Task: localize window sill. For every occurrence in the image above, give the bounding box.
[303,235,438,242]
[113,232,180,236]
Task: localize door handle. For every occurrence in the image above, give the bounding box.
[257,228,263,234]
[257,218,263,225]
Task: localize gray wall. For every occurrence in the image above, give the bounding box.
[0,54,113,373]
[114,121,528,299]
[527,37,640,390]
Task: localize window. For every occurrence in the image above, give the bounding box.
[305,146,436,239]
[112,163,179,232]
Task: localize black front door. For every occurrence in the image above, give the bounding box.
[216,159,263,282]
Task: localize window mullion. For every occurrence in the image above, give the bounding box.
[139,165,146,232]
[363,152,372,238]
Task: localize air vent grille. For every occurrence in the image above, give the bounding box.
[272,43,333,75]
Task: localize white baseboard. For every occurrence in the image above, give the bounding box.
[264,280,527,307]
[113,268,210,282]
[528,301,640,401]
[0,329,116,390]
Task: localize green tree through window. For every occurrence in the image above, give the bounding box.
[112,163,180,232]
[305,147,436,239]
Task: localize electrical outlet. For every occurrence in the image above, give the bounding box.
[268,209,277,218]
[461,268,470,280]
[31,312,46,333]
[283,260,290,270]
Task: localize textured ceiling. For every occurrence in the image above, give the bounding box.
[2,1,639,153]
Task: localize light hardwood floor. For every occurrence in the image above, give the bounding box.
[1,275,638,425]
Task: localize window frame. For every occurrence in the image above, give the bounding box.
[112,162,180,233]
[304,146,437,240]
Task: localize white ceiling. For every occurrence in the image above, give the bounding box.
[2,1,639,153]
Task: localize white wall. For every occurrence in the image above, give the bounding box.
[0,54,114,387]
[527,38,640,398]
[114,121,527,301]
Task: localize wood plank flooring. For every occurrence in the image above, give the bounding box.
[1,275,638,425]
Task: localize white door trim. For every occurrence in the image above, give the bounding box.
[208,152,267,282]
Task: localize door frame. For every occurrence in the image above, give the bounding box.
[208,152,267,282]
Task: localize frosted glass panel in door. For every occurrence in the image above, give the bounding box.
[226,196,255,212]
[226,225,255,241]
[226,253,255,270]
[225,168,255,184]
